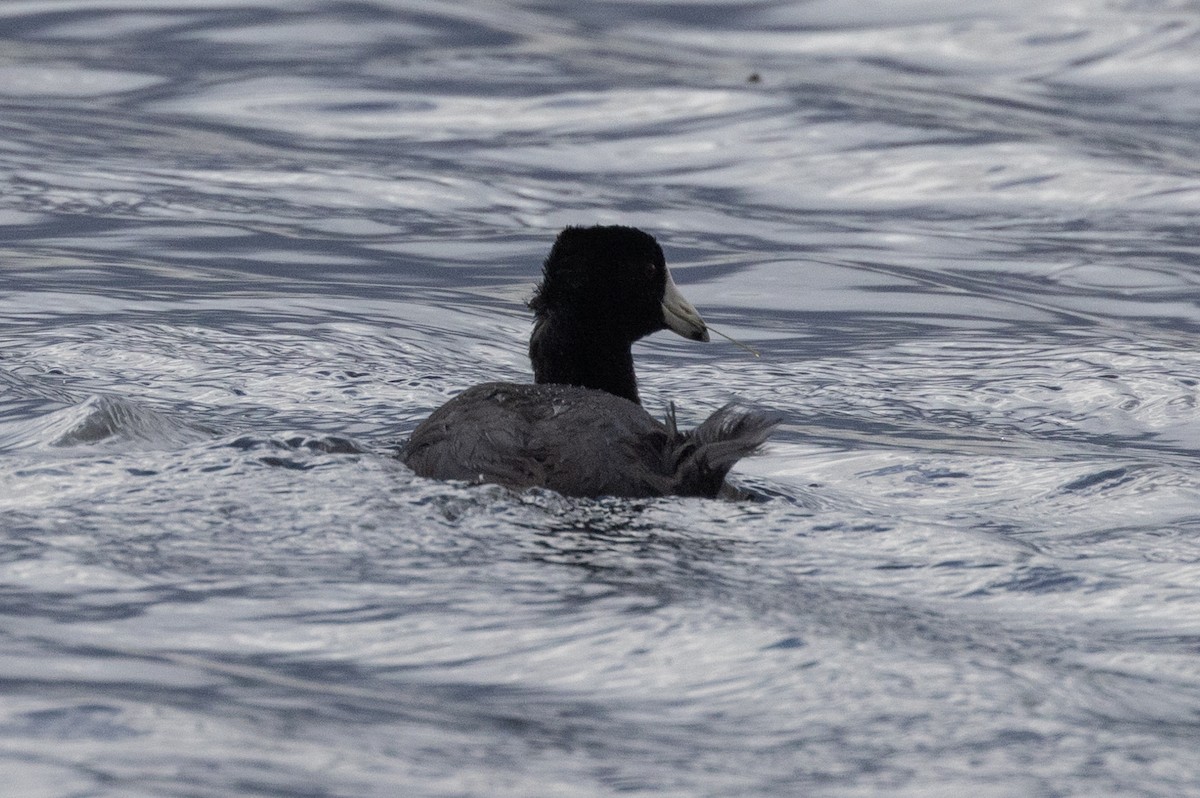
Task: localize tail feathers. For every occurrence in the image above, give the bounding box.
[661,404,781,497]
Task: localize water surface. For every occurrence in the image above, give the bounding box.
[3,1,1200,795]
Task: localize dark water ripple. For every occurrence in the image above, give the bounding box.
[3,1,1200,796]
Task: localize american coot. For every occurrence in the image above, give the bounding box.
[403,225,778,498]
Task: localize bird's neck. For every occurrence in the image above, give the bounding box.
[529,315,640,404]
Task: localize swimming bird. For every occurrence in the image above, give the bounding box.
[403,225,777,498]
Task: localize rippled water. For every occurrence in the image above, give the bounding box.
[4,1,1200,795]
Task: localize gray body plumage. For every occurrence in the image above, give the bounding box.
[404,382,776,498]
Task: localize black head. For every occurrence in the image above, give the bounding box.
[529,225,708,343]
